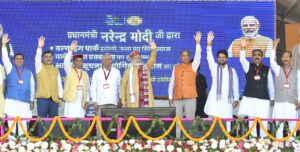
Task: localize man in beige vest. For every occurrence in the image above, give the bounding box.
[168,31,202,138]
[121,40,156,108]
[228,16,273,57]
[270,39,300,138]
[63,40,90,118]
[35,36,63,137]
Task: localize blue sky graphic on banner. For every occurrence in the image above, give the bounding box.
[0,1,274,96]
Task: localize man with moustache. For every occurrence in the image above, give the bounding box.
[228,16,273,57]
[35,36,63,137]
[204,31,239,132]
[168,31,202,138]
[121,40,156,108]
[270,39,300,138]
[2,34,35,139]
[238,37,274,138]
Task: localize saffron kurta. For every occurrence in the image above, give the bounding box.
[121,49,156,107]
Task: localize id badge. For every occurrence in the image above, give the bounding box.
[77,85,83,90]
[103,83,110,89]
[18,80,24,84]
[284,83,290,89]
[254,75,261,80]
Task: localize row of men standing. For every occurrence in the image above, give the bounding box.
[0,34,157,139]
[167,31,300,139]
[0,30,298,140]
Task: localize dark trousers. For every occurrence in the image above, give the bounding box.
[37,98,58,137]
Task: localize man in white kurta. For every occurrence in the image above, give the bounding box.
[270,39,300,138]
[204,31,239,132]
[63,40,90,118]
[238,38,274,138]
[90,53,121,136]
[2,34,35,139]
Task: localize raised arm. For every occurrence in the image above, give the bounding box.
[192,31,202,72]
[64,40,78,74]
[146,39,157,69]
[35,36,45,73]
[270,39,280,76]
[206,31,217,70]
[267,69,274,101]
[239,37,250,73]
[1,34,12,74]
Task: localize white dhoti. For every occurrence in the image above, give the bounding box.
[272,102,298,138]
[205,99,233,132]
[64,90,86,118]
[238,96,270,138]
[204,99,233,118]
[204,99,233,132]
[4,99,32,138]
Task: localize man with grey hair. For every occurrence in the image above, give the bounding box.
[90,53,121,137]
[228,16,273,57]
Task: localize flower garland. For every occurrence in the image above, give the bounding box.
[1,138,300,151]
[1,116,300,143]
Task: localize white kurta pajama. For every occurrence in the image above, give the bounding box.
[270,50,300,138]
[63,51,90,118]
[204,46,239,131]
[238,50,274,138]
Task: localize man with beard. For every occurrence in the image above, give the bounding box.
[270,39,300,138]
[168,31,202,138]
[204,31,239,132]
[121,40,156,108]
[238,37,274,138]
[228,16,273,57]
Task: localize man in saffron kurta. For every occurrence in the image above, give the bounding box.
[35,36,63,137]
[121,40,157,108]
[63,40,90,118]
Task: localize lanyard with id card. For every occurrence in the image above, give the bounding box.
[283,67,292,89]
[74,68,83,90]
[103,68,111,89]
[16,66,25,85]
[254,64,262,80]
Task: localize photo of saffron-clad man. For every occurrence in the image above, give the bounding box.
[228,16,273,57]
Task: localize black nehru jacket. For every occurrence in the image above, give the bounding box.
[243,63,270,100]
